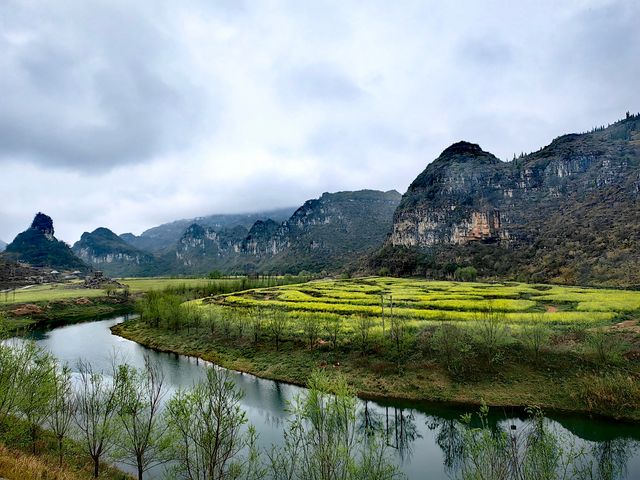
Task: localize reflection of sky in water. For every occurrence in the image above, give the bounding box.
[12,316,640,480]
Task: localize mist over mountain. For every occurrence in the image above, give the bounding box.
[119,208,296,253]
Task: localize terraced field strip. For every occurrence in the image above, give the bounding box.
[205,277,639,327]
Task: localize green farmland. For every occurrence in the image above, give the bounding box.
[213,277,640,326]
[116,276,640,420]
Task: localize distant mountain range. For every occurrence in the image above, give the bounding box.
[119,208,296,253]
[172,190,402,274]
[69,190,401,276]
[0,240,6,252]
[3,114,639,285]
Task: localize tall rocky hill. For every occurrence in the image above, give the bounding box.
[377,114,640,286]
[72,227,164,277]
[3,213,87,271]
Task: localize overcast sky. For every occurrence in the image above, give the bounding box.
[1,0,639,243]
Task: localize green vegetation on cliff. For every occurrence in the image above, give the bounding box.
[4,213,86,272]
[382,115,640,286]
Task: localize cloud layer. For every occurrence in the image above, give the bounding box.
[1,0,638,242]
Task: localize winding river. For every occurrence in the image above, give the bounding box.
[14,315,640,479]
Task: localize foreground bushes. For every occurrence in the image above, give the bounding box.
[0,336,401,480]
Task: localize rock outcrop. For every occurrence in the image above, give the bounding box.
[72,227,160,277]
[3,213,87,271]
[382,114,640,286]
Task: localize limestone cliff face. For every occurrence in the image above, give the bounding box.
[242,190,402,272]
[174,224,246,269]
[391,142,509,247]
[385,115,640,285]
[170,190,401,274]
[72,227,156,276]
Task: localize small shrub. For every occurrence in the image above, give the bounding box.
[584,331,628,366]
[454,266,478,282]
[430,323,475,378]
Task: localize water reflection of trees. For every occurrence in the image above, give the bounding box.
[354,401,639,479]
[442,409,640,480]
[590,438,639,480]
[427,417,465,473]
[357,401,421,462]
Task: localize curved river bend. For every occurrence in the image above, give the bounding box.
[15,315,640,479]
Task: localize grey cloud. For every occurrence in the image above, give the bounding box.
[277,63,364,104]
[456,36,514,67]
[1,0,639,242]
[0,1,208,171]
[556,1,640,80]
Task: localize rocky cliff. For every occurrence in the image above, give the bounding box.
[170,189,402,274]
[382,114,640,285]
[121,207,295,253]
[3,213,87,271]
[72,227,161,277]
[173,224,247,273]
[252,190,402,273]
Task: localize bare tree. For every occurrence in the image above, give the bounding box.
[251,308,263,346]
[74,360,119,478]
[47,364,77,466]
[521,316,551,366]
[166,367,264,480]
[302,315,321,349]
[114,356,170,480]
[323,315,341,351]
[356,315,373,354]
[269,311,289,351]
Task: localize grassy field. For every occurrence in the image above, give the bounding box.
[115,276,640,419]
[0,277,224,304]
[0,276,307,305]
[0,282,107,304]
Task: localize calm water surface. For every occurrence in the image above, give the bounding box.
[16,316,640,479]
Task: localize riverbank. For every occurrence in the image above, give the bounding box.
[112,319,640,422]
[0,296,135,334]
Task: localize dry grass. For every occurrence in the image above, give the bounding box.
[0,444,85,480]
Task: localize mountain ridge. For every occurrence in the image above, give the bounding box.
[377,114,640,286]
